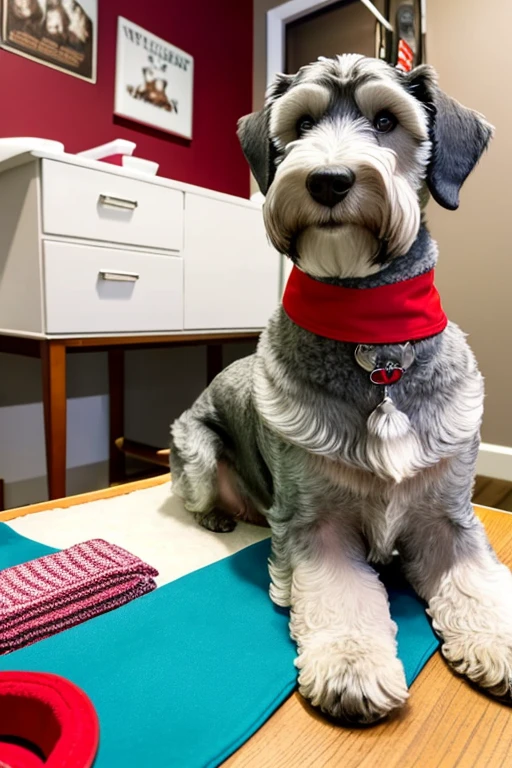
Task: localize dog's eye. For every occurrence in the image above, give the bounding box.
[373,111,397,133]
[296,115,316,136]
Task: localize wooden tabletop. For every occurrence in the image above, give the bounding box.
[4,485,511,766]
[224,507,512,768]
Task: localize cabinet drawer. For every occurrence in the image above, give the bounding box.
[42,160,183,251]
[44,241,183,334]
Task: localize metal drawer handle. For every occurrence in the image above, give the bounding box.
[99,270,139,282]
[99,194,138,210]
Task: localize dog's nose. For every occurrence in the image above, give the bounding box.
[306,168,355,207]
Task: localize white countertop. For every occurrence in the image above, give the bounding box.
[0,146,260,211]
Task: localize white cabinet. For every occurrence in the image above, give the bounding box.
[0,154,279,338]
[183,194,280,330]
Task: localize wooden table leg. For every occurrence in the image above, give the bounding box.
[108,348,125,485]
[206,343,223,385]
[41,340,67,500]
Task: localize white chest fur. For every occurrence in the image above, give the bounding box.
[311,453,450,562]
[254,335,484,486]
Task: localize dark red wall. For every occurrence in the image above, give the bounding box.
[0,1,253,197]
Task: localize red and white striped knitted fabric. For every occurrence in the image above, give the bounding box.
[396,39,414,73]
[0,539,158,654]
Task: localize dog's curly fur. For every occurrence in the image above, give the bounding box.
[170,54,512,723]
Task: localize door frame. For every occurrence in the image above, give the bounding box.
[266,0,394,85]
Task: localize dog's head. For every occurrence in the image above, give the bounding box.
[238,54,493,279]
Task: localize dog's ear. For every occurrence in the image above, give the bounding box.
[237,108,273,194]
[237,73,293,195]
[405,65,494,210]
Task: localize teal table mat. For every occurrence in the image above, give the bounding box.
[0,523,439,767]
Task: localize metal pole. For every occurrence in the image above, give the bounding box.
[359,0,394,32]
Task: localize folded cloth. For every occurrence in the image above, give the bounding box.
[0,539,158,654]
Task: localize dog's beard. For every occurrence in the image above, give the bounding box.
[296,225,382,279]
[264,122,421,279]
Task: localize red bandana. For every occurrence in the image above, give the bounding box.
[282,266,448,344]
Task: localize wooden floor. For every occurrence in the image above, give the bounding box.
[473,476,512,511]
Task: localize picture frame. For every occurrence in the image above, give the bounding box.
[1,0,97,83]
[114,17,194,140]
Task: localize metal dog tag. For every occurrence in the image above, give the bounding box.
[355,342,415,387]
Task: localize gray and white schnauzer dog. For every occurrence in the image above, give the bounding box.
[171,54,512,724]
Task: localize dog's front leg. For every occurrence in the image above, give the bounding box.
[270,517,408,723]
[401,460,512,699]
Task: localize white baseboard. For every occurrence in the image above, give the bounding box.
[477,443,512,482]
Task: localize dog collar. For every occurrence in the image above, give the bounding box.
[282,266,448,345]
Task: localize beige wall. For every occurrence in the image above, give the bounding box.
[253,0,512,446]
[426,0,512,447]
[253,0,277,113]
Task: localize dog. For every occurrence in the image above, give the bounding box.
[127,56,176,112]
[170,54,512,724]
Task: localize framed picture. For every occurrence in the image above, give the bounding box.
[114,17,194,140]
[1,0,97,83]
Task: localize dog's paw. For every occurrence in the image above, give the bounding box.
[429,562,512,699]
[295,637,408,724]
[440,634,512,698]
[199,509,236,533]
